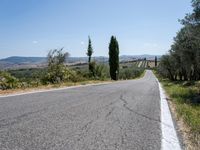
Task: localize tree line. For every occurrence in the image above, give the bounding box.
[158,0,200,81]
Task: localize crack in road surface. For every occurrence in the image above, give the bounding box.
[120,94,173,129]
[120,94,161,123]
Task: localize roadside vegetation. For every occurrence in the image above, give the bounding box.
[0,36,146,91]
[156,75,200,148]
[156,0,200,148]
[158,0,200,81]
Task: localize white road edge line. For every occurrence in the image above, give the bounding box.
[156,79,182,150]
[0,82,111,98]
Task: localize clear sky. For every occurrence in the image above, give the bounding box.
[0,0,192,58]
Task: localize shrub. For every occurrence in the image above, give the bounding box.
[94,64,109,80]
[89,61,96,77]
[119,67,144,80]
[0,71,19,90]
[42,66,85,84]
[44,48,70,84]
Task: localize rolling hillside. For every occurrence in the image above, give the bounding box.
[0,55,161,70]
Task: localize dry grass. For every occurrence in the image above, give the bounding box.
[0,80,112,96]
[147,61,154,68]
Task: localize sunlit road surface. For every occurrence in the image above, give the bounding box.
[0,70,167,150]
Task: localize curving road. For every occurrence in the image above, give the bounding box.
[0,70,162,150]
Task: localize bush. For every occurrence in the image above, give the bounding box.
[89,61,96,77]
[42,66,85,84]
[44,48,70,84]
[94,64,109,80]
[67,69,86,82]
[119,67,144,80]
[0,71,19,90]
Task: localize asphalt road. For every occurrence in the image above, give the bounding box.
[0,70,161,150]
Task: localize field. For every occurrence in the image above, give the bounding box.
[120,60,158,69]
[7,60,156,80]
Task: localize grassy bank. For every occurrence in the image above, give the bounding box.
[155,72,200,148]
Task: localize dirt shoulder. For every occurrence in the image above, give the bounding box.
[167,98,198,150]
[0,80,112,96]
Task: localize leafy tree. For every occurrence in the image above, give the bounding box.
[109,36,119,80]
[158,55,176,80]
[158,0,200,81]
[44,48,70,84]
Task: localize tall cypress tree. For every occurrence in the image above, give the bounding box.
[86,36,93,72]
[109,36,119,80]
[155,56,157,67]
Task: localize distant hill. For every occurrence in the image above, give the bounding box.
[0,56,46,64]
[0,55,161,70]
[0,56,47,70]
[120,55,161,62]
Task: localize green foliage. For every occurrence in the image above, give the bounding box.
[158,55,176,80]
[86,36,93,63]
[64,68,87,83]
[109,36,119,80]
[44,48,71,84]
[8,68,47,81]
[159,0,200,81]
[89,61,96,77]
[160,79,200,143]
[94,64,109,80]
[155,56,157,67]
[119,67,144,80]
[0,71,19,90]
[87,36,94,74]
[43,65,78,84]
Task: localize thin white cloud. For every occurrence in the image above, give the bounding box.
[80,41,85,45]
[32,40,38,44]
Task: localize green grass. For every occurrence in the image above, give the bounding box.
[158,78,200,146]
[132,61,138,67]
[135,61,139,67]
[162,81,200,129]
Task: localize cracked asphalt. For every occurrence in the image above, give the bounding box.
[0,70,161,150]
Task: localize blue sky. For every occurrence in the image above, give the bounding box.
[0,0,192,58]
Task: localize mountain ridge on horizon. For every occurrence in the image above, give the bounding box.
[0,55,161,70]
[1,54,161,60]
